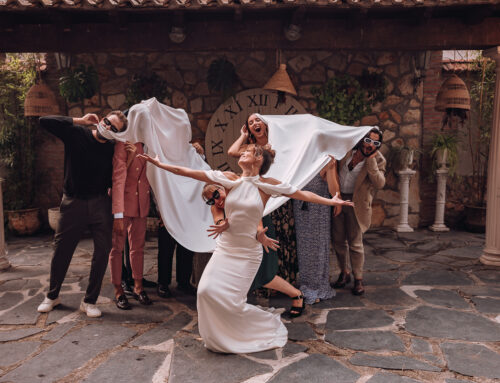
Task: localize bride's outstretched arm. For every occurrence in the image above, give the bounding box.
[137,153,212,183]
[260,177,353,207]
[288,190,353,207]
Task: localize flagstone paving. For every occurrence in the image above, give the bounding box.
[0,228,499,382]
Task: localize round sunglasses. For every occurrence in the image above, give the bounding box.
[205,189,220,206]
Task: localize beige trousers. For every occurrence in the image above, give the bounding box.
[332,200,365,280]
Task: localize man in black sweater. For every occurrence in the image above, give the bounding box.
[37,111,128,317]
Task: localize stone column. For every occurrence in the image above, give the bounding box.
[481,46,500,266]
[395,169,416,232]
[0,178,10,270]
[430,168,450,232]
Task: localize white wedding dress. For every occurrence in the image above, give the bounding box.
[197,170,297,353]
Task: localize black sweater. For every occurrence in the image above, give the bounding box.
[40,116,114,199]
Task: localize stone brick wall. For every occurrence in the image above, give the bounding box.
[38,50,427,229]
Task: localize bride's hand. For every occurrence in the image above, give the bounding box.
[137,153,160,166]
[256,227,280,253]
[207,218,229,239]
[330,192,354,207]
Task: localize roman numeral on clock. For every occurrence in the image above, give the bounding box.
[224,100,243,119]
[248,94,268,107]
[215,119,228,133]
[211,139,224,156]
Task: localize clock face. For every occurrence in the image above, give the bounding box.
[205,88,307,173]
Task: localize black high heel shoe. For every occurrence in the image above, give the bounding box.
[289,292,305,318]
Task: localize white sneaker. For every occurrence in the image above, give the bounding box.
[80,301,102,318]
[37,297,61,313]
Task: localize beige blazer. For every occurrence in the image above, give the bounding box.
[338,150,386,233]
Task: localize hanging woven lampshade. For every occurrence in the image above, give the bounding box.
[263,64,297,96]
[435,74,470,112]
[24,82,60,117]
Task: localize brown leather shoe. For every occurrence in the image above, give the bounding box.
[332,271,351,289]
[352,279,365,296]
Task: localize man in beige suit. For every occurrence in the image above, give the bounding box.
[331,128,386,295]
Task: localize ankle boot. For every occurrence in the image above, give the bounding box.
[332,271,351,289]
[352,279,365,296]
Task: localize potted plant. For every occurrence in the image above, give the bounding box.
[0,55,41,235]
[430,133,459,175]
[389,145,421,172]
[462,54,495,232]
[126,71,169,106]
[207,57,239,101]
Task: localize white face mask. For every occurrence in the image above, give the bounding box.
[97,122,115,141]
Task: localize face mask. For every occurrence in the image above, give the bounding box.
[96,122,115,141]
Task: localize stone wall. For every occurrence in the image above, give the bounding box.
[39,50,426,229]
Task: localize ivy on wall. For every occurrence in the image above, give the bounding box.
[311,71,387,125]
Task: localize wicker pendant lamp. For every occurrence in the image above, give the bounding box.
[263,64,297,96]
[24,81,60,117]
[435,74,470,112]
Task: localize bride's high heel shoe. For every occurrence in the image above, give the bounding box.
[289,292,305,318]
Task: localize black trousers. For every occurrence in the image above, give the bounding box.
[47,194,112,304]
[157,225,193,287]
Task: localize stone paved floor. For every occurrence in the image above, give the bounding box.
[0,229,499,383]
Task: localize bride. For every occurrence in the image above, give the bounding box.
[138,144,353,354]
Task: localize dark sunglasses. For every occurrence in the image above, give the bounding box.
[205,190,220,206]
[363,137,381,147]
[103,117,119,133]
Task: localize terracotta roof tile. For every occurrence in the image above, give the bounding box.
[1,0,500,8]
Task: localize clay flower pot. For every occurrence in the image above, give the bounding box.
[6,207,41,235]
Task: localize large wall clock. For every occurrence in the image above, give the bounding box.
[205,88,307,173]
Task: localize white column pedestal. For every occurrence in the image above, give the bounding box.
[430,168,450,232]
[0,178,10,271]
[394,169,416,233]
[481,47,500,266]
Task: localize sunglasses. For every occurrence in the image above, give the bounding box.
[103,117,119,133]
[205,189,220,206]
[363,137,381,147]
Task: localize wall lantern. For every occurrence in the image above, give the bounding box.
[169,26,186,43]
[24,82,60,117]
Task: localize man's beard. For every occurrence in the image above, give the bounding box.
[360,146,375,157]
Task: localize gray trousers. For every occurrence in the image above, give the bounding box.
[331,195,365,280]
[47,194,112,304]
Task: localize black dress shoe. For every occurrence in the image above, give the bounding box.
[157,284,172,298]
[177,283,196,296]
[142,278,157,288]
[332,272,352,289]
[116,294,132,310]
[133,290,153,305]
[121,280,134,296]
[352,279,365,296]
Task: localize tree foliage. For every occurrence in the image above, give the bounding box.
[0,54,38,210]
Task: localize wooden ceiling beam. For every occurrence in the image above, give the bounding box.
[1,14,500,52]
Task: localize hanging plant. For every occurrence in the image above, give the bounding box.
[59,64,99,103]
[126,72,169,106]
[207,57,238,100]
[357,70,387,104]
